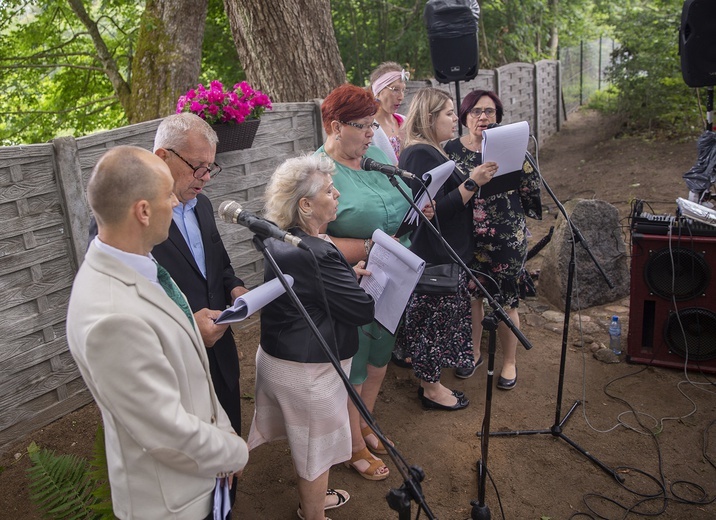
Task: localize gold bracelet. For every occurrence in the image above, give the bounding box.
[364,238,371,259]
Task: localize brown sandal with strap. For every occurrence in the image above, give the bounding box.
[361,425,392,455]
[344,447,389,481]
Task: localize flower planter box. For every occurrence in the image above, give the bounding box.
[212,119,261,153]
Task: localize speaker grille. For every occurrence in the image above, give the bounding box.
[644,247,710,300]
[664,308,716,361]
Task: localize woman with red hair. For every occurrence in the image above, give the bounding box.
[315,83,432,482]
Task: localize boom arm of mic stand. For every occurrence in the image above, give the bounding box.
[538,175,614,289]
[251,236,437,520]
[384,174,532,351]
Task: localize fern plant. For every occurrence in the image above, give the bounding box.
[26,424,114,519]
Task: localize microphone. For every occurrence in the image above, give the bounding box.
[360,156,415,180]
[487,123,500,129]
[218,200,309,251]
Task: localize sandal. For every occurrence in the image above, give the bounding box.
[344,447,389,481]
[296,489,350,519]
[361,425,392,455]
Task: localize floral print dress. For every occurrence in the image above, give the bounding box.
[444,138,542,308]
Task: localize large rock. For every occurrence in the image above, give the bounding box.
[539,199,629,310]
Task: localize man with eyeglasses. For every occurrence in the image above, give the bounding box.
[152,112,247,439]
[88,113,248,508]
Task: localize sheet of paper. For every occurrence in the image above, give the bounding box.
[396,160,455,237]
[482,121,530,176]
[214,275,294,324]
[359,229,425,334]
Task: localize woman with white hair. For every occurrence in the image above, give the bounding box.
[248,155,375,520]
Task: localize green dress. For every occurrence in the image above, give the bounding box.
[315,145,411,384]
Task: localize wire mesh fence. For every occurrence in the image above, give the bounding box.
[560,37,615,115]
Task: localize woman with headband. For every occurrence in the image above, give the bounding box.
[369,62,409,165]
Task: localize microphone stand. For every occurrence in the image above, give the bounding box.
[477,155,624,483]
[382,173,533,520]
[250,235,437,519]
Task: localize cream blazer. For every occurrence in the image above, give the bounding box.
[67,243,248,520]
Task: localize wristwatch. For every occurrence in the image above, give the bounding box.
[464,178,479,192]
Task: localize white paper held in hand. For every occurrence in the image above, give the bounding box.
[214,275,294,325]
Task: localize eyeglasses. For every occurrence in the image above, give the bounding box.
[468,108,497,118]
[338,120,380,131]
[385,86,406,95]
[167,148,222,179]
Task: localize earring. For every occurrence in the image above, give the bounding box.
[336,135,341,141]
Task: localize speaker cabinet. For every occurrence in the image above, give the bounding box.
[679,0,716,87]
[428,33,479,83]
[627,233,716,373]
[424,0,479,83]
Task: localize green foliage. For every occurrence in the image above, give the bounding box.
[26,441,101,519]
[331,0,432,85]
[0,0,137,145]
[601,0,704,135]
[25,424,113,520]
[200,0,244,85]
[87,425,114,518]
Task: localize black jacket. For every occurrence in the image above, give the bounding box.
[260,229,375,363]
[399,143,474,264]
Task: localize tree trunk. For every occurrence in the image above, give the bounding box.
[548,0,559,60]
[129,0,209,122]
[223,0,346,102]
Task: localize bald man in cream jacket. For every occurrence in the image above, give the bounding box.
[67,146,248,520]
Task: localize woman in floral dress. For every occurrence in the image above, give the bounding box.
[444,90,541,390]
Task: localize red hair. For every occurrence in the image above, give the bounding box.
[321,84,379,134]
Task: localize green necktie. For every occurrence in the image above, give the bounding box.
[155,262,194,325]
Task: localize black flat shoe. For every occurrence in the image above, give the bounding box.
[391,352,412,369]
[420,393,469,411]
[497,368,517,390]
[418,387,465,399]
[455,355,483,379]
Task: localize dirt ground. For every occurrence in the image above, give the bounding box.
[2,109,715,519]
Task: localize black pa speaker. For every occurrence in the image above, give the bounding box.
[627,233,716,374]
[424,0,479,83]
[679,0,716,87]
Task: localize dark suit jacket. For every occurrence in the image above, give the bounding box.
[399,143,475,265]
[88,193,245,434]
[151,194,244,434]
[260,229,375,363]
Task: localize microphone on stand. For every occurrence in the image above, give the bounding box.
[360,157,416,180]
[218,200,309,251]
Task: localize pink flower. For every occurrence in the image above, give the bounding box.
[176,81,273,125]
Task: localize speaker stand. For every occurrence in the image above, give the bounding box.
[706,87,713,131]
[455,80,463,135]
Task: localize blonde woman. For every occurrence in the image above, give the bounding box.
[396,87,495,410]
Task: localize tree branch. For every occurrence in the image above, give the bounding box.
[65,0,131,110]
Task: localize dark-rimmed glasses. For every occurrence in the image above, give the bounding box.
[468,108,497,118]
[167,148,222,179]
[338,120,380,131]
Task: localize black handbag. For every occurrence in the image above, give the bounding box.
[414,263,460,296]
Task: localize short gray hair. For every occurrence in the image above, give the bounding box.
[264,155,335,232]
[153,113,218,152]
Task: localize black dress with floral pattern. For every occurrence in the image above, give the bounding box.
[444,138,542,308]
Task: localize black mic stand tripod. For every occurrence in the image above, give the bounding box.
[477,155,624,484]
[382,172,533,520]
[251,235,437,520]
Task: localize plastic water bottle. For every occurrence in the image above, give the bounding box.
[609,316,621,355]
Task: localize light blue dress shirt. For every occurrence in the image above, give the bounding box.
[173,198,207,278]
